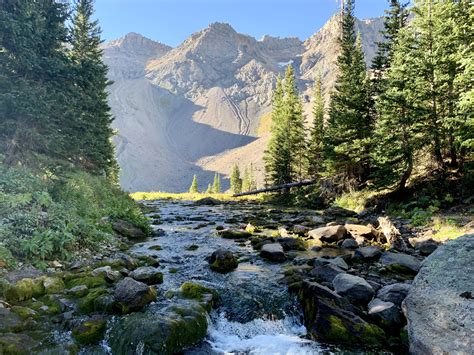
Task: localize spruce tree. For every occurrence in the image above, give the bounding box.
[284,65,307,182]
[324,0,371,187]
[212,173,221,193]
[189,175,199,193]
[307,74,325,179]
[249,163,257,190]
[230,165,242,194]
[206,183,213,194]
[242,166,251,192]
[69,0,117,179]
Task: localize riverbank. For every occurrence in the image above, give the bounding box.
[1,195,472,353]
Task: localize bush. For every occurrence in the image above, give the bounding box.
[0,163,149,266]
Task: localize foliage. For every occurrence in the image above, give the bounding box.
[130,191,261,202]
[0,162,149,267]
[230,165,242,194]
[242,164,257,192]
[212,173,221,193]
[189,175,199,193]
[307,73,325,179]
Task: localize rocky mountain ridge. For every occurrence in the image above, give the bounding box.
[103,15,384,192]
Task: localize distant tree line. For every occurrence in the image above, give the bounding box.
[264,0,473,195]
[0,0,117,179]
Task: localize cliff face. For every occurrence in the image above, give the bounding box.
[103,16,384,192]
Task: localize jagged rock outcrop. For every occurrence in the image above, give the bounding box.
[103,17,384,192]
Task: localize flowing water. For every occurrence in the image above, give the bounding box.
[129,199,329,354]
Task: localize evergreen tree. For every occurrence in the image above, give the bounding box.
[230,165,242,194]
[212,173,221,193]
[249,163,257,190]
[324,0,372,187]
[307,74,325,179]
[0,0,73,166]
[242,166,251,192]
[206,183,213,194]
[69,0,117,179]
[189,175,199,193]
[284,65,307,182]
[264,75,290,185]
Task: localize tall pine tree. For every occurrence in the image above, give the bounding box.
[324,0,371,187]
[69,0,117,179]
[307,74,325,179]
[230,165,242,194]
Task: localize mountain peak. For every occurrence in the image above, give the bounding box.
[207,22,236,33]
[105,32,171,53]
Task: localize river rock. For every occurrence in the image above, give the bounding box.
[277,237,306,251]
[218,228,252,239]
[409,237,439,256]
[112,219,146,239]
[299,281,385,346]
[0,333,39,353]
[260,243,286,262]
[368,298,402,329]
[333,273,374,305]
[66,285,89,298]
[113,277,157,313]
[341,238,359,249]
[292,225,310,236]
[72,315,107,345]
[209,249,238,273]
[308,225,347,243]
[377,283,411,306]
[129,267,164,285]
[380,252,421,274]
[0,308,23,333]
[403,234,474,354]
[194,197,221,205]
[353,246,382,261]
[345,224,377,240]
[108,300,209,354]
[323,206,357,218]
[310,264,345,283]
[91,266,121,283]
[42,277,65,294]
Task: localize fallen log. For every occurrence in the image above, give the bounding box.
[233,179,317,197]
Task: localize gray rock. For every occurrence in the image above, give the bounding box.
[91,266,121,283]
[129,267,164,285]
[276,237,306,251]
[332,273,374,305]
[341,238,359,249]
[327,257,349,270]
[194,197,221,205]
[292,225,310,236]
[380,252,421,274]
[209,249,238,273]
[66,285,89,298]
[353,246,382,261]
[368,298,402,329]
[113,277,157,313]
[218,228,252,239]
[377,283,411,306]
[345,224,377,240]
[260,243,286,262]
[308,225,347,243]
[403,234,474,354]
[112,219,146,239]
[310,264,346,283]
[410,238,439,256]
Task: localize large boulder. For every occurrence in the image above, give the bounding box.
[380,252,421,274]
[403,234,474,354]
[129,267,164,285]
[113,277,157,313]
[353,246,382,262]
[260,243,286,262]
[108,301,209,354]
[332,273,374,305]
[209,249,238,273]
[377,283,411,306]
[310,264,346,284]
[308,225,347,243]
[276,237,307,251]
[299,281,385,346]
[72,316,107,345]
[112,219,147,239]
[345,224,378,240]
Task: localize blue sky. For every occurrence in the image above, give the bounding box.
[94,0,392,46]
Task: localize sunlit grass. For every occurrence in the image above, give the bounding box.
[334,189,380,213]
[130,191,262,202]
[430,216,469,241]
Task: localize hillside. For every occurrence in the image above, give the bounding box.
[103,15,384,192]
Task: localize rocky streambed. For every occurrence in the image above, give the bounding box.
[0,198,472,354]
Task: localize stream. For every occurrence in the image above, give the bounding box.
[129,199,327,354]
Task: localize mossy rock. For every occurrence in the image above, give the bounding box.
[169,268,178,274]
[78,288,109,314]
[180,282,217,301]
[185,244,199,251]
[148,245,163,251]
[37,294,62,315]
[72,316,107,345]
[65,273,107,289]
[5,278,45,303]
[42,276,65,294]
[10,306,38,320]
[0,333,39,354]
[108,303,208,354]
[137,255,160,267]
[218,228,252,239]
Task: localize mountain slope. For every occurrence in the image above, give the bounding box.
[103,16,384,192]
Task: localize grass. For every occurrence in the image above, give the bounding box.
[334,189,380,213]
[0,161,150,268]
[430,216,470,241]
[256,111,272,136]
[130,191,261,202]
